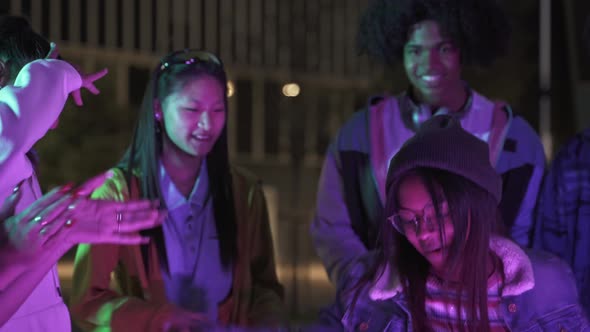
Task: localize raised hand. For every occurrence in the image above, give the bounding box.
[70,68,108,106]
[45,41,109,106]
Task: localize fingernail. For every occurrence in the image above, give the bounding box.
[13,179,26,193]
[71,187,87,198]
[59,183,75,194]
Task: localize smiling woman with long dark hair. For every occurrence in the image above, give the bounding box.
[70,50,284,332]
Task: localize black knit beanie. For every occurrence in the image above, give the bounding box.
[385,115,502,203]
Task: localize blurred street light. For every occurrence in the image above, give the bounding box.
[227,80,235,97]
[282,83,300,97]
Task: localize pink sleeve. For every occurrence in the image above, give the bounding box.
[0,59,82,195]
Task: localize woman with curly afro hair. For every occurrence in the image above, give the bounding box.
[311,0,546,291]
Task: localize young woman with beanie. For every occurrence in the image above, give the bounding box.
[316,115,588,331]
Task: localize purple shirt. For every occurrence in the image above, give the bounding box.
[159,161,232,320]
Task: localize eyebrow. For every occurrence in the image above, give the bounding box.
[186,99,224,105]
[405,40,454,48]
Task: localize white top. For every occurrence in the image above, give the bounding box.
[0,59,81,332]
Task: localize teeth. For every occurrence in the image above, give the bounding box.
[421,75,441,82]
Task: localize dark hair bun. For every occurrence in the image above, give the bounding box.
[0,15,33,34]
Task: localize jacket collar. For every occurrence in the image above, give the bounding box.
[368,89,507,205]
[368,236,535,301]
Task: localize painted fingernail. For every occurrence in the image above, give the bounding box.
[72,186,92,198]
[13,179,26,193]
[59,183,75,194]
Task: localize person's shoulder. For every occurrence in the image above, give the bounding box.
[230,164,262,189]
[490,104,545,162]
[553,128,590,166]
[332,95,397,149]
[343,95,396,128]
[502,111,542,146]
[89,168,131,201]
[479,92,538,141]
[525,249,579,302]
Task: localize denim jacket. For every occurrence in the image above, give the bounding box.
[533,129,590,315]
[316,237,589,332]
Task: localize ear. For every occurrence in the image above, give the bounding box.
[153,99,163,121]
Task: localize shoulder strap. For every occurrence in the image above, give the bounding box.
[488,101,512,167]
[368,95,393,204]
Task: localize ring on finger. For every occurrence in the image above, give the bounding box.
[116,211,123,233]
[34,214,53,227]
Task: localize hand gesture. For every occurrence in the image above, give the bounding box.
[2,184,74,255]
[45,41,109,106]
[52,172,165,246]
[61,195,164,246]
[2,173,166,255]
[70,68,108,106]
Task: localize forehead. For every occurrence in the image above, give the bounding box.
[406,20,450,46]
[396,173,447,209]
[179,74,221,90]
[171,75,224,99]
[397,175,433,207]
[161,75,224,108]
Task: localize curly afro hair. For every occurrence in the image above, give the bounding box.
[357,0,511,67]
